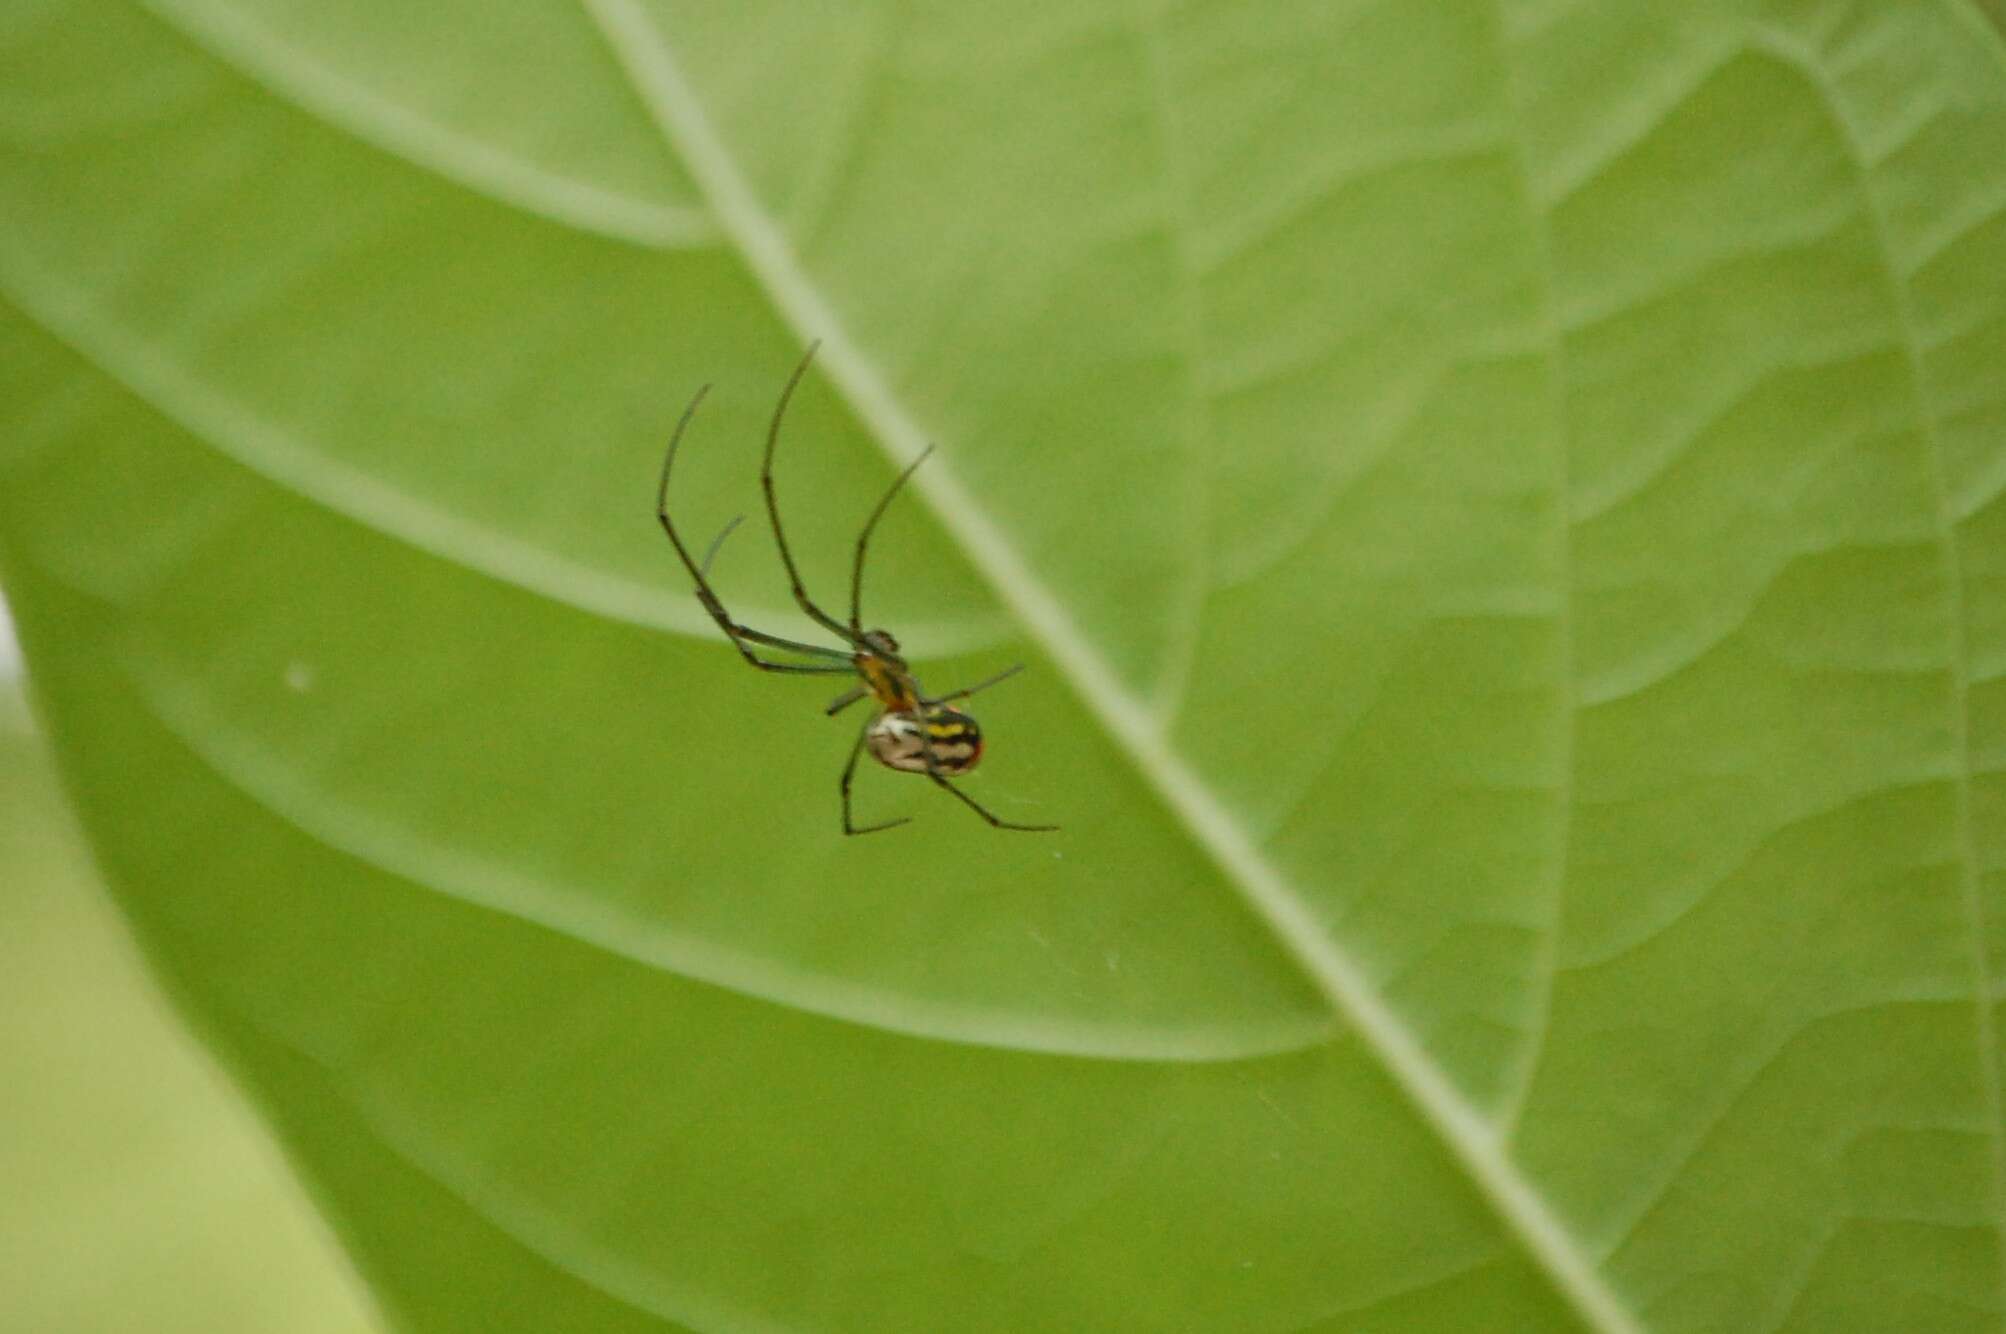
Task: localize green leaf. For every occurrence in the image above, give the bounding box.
[4,1,2005,1329]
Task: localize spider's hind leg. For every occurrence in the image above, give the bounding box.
[926,771,1058,833]
[910,710,1057,833]
[841,716,911,835]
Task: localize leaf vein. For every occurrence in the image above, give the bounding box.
[0,259,998,652]
[1751,22,2006,1303]
[113,639,1328,1063]
[1489,0,1577,1141]
[1129,0,1213,730]
[136,0,717,249]
[576,2,1640,1326]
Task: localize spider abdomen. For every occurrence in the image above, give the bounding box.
[867,707,983,775]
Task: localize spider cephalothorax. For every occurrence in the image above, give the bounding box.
[653,342,1054,835]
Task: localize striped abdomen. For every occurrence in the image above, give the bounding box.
[866,707,983,775]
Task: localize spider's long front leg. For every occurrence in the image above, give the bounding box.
[849,443,933,633]
[760,342,857,643]
[686,580,852,671]
[697,516,856,662]
[657,384,854,676]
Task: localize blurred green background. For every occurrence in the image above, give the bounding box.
[0,623,378,1334]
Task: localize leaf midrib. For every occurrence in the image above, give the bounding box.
[574,1,1642,1328]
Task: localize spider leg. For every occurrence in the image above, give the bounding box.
[698,514,744,578]
[657,385,854,673]
[850,443,934,632]
[841,715,911,835]
[825,685,869,716]
[761,341,861,644]
[725,637,855,671]
[912,708,1057,832]
[923,662,1024,705]
[926,771,1059,832]
[698,513,861,660]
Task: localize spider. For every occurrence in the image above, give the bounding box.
[654,343,1057,835]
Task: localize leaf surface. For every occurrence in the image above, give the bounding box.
[3,1,2005,1329]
